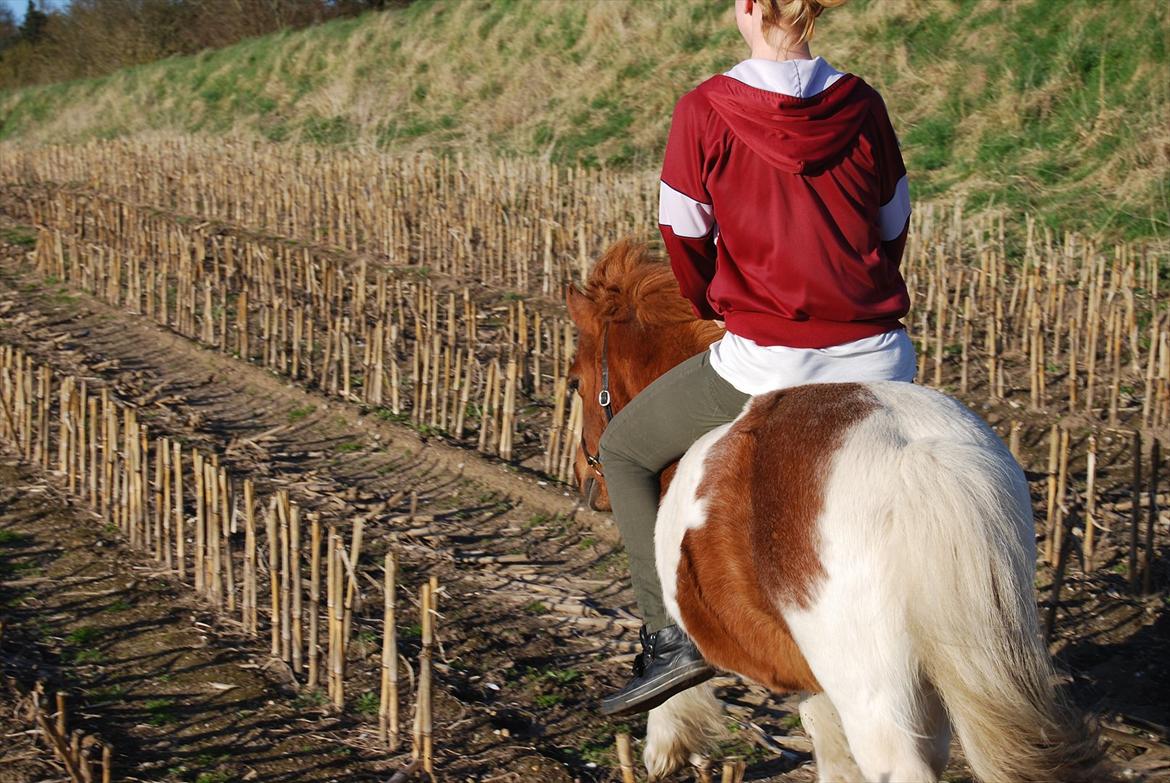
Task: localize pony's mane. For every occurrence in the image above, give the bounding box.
[583,238,697,327]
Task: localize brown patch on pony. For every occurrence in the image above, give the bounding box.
[675,383,879,693]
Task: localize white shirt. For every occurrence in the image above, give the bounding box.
[710,329,918,396]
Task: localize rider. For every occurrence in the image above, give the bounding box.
[599,0,917,716]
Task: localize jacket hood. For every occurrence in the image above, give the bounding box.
[696,70,873,175]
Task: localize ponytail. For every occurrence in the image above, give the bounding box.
[757,0,847,44]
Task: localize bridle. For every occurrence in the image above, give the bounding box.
[580,324,614,478]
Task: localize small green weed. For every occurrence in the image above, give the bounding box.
[354,690,379,715]
[288,404,315,422]
[578,722,630,764]
[66,626,101,646]
[144,697,178,725]
[541,668,580,685]
[0,530,29,546]
[534,692,563,708]
[0,227,36,247]
[86,685,128,702]
[525,513,549,528]
[194,772,230,783]
[71,649,104,664]
[0,558,37,577]
[193,751,229,766]
[294,688,328,708]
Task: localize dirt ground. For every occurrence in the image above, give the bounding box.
[0,223,1168,782]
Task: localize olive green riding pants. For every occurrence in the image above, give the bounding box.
[598,350,750,633]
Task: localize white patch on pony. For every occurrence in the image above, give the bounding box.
[781,381,1030,783]
[643,681,725,781]
[654,414,741,631]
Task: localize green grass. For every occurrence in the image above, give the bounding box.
[0,0,1165,239]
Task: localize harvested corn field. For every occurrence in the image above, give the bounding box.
[0,134,1168,781]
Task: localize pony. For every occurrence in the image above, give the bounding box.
[565,239,1107,783]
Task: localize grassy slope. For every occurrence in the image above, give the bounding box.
[0,0,1166,239]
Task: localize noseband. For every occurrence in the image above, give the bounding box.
[581,324,614,477]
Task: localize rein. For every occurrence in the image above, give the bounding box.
[581,323,614,477]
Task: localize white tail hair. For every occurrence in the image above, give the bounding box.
[895,435,1107,783]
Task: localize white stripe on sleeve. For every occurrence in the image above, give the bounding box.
[659,180,715,239]
[879,174,911,241]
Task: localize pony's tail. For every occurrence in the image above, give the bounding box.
[896,437,1110,783]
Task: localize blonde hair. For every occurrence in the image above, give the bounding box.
[759,0,847,44]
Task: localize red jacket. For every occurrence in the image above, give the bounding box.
[659,62,911,349]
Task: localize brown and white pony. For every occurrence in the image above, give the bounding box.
[566,240,1106,783]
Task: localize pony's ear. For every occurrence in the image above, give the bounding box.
[565,284,591,328]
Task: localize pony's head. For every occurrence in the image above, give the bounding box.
[565,238,721,510]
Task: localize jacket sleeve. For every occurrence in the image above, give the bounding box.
[659,91,720,320]
[873,96,911,265]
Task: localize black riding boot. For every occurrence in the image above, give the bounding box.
[599,624,715,716]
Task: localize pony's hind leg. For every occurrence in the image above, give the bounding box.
[921,683,953,779]
[642,681,724,781]
[828,681,945,783]
[799,693,863,783]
